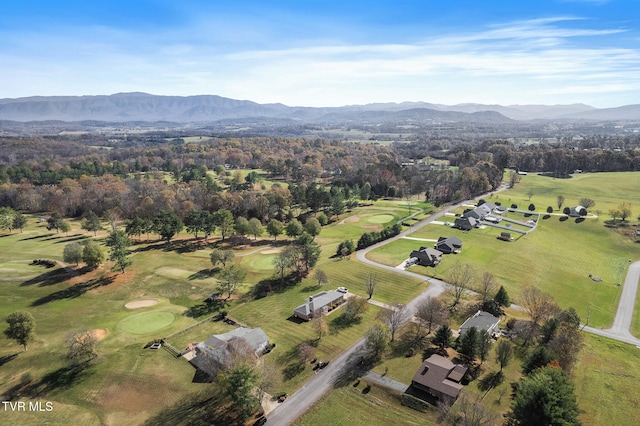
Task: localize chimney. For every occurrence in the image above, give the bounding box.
[308,296,314,314]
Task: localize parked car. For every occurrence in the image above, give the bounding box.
[254,416,267,425]
[337,287,348,293]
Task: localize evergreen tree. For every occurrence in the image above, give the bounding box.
[432,324,453,350]
[105,229,132,273]
[494,285,511,307]
[81,211,104,236]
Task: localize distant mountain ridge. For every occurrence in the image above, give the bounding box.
[0,92,638,123]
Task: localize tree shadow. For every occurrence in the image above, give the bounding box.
[188,269,215,280]
[0,353,18,367]
[52,234,89,244]
[184,300,226,318]
[299,284,321,293]
[575,217,585,223]
[559,216,568,222]
[329,314,361,334]
[542,214,551,220]
[331,346,371,388]
[20,233,55,241]
[31,275,115,306]
[249,275,301,300]
[20,267,84,287]
[143,388,241,426]
[8,365,94,399]
[478,371,504,392]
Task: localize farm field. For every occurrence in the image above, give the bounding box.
[367,172,640,329]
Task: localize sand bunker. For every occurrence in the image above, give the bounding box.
[262,248,282,254]
[92,328,108,341]
[125,299,159,309]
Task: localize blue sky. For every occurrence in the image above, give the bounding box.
[1,0,638,107]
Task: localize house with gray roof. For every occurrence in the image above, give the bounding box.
[435,236,462,254]
[293,290,345,321]
[459,310,501,338]
[409,247,443,267]
[189,327,269,378]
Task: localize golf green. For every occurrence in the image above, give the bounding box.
[367,214,394,224]
[248,253,277,270]
[119,311,176,335]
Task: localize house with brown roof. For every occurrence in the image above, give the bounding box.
[293,290,345,321]
[408,354,467,405]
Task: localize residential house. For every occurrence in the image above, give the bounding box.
[435,236,462,254]
[497,232,512,241]
[408,247,443,267]
[459,310,501,338]
[408,354,467,405]
[189,327,269,377]
[569,205,587,217]
[454,216,478,231]
[293,290,345,321]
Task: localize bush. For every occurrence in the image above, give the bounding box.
[356,223,402,250]
[401,393,430,412]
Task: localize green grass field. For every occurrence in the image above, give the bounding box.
[1,173,639,424]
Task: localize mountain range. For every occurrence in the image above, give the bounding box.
[0,92,638,123]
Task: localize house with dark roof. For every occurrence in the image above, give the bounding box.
[435,236,462,254]
[454,216,478,231]
[409,247,443,267]
[293,290,344,321]
[569,205,587,217]
[459,310,501,338]
[408,354,467,405]
[189,327,269,378]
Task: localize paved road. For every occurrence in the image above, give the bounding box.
[582,261,640,346]
[267,186,640,424]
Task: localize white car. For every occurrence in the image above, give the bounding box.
[337,287,348,293]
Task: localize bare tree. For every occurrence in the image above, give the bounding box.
[520,287,559,328]
[447,263,476,308]
[365,272,377,299]
[579,198,596,209]
[415,297,449,335]
[480,272,497,303]
[65,328,99,366]
[557,195,565,211]
[298,342,315,365]
[495,339,513,372]
[256,359,282,405]
[311,316,329,340]
[224,337,258,370]
[376,303,410,342]
[315,269,329,287]
[448,393,498,426]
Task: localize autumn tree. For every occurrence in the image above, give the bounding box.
[579,198,596,209]
[12,212,27,233]
[618,202,632,221]
[520,287,559,329]
[341,296,369,323]
[298,342,316,365]
[4,311,36,351]
[47,212,64,233]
